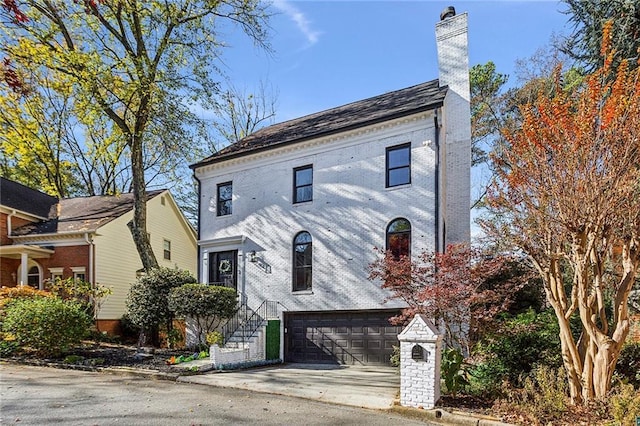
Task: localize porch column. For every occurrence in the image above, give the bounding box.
[20,252,28,286]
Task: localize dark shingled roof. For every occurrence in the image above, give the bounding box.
[11,190,164,236]
[191,79,447,169]
[0,177,58,218]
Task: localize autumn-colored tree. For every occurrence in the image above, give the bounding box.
[0,1,270,270]
[368,244,525,356]
[485,22,640,403]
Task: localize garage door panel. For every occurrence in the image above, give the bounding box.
[351,326,365,335]
[285,310,402,366]
[367,340,382,349]
[351,339,364,349]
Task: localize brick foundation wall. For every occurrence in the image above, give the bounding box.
[96,319,122,336]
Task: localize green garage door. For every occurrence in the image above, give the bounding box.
[284,310,402,366]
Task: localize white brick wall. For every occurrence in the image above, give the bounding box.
[398,314,443,409]
[210,328,266,368]
[436,12,471,246]
[194,11,471,315]
[196,117,439,312]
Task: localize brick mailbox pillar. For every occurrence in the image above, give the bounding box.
[398,314,442,409]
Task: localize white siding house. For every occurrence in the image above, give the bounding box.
[191,10,471,365]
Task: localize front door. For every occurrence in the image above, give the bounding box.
[208,250,237,290]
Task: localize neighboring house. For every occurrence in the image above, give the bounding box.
[191,10,471,365]
[0,177,197,334]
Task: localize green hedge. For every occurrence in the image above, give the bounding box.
[2,297,91,356]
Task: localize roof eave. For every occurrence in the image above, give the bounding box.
[190,101,443,170]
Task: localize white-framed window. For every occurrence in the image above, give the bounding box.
[18,260,43,290]
[27,266,40,289]
[163,239,171,260]
[48,267,64,281]
[72,267,86,282]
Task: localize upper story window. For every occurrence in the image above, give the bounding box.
[293,231,312,292]
[163,239,171,260]
[217,182,232,216]
[293,165,313,203]
[386,218,411,258]
[386,143,411,187]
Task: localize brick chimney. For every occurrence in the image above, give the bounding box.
[435,7,471,246]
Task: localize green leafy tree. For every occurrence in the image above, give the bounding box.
[0,1,270,269]
[561,0,640,72]
[125,268,196,347]
[168,284,237,348]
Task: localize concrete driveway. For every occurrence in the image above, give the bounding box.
[178,363,400,409]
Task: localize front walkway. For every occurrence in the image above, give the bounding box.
[178,363,400,409]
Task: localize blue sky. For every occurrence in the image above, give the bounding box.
[210,1,573,236]
[219,1,572,122]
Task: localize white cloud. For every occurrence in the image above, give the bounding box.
[272,0,322,46]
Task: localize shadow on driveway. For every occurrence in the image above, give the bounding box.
[178,363,400,409]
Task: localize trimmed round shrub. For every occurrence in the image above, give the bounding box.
[2,297,91,356]
[168,284,237,347]
[125,267,196,330]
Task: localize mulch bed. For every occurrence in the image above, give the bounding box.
[5,341,190,374]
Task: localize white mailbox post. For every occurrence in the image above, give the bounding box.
[398,314,442,409]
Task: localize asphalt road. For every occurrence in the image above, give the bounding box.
[0,364,433,425]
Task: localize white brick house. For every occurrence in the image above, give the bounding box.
[191,10,470,365]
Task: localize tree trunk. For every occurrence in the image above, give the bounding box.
[127,134,158,271]
[556,312,584,405]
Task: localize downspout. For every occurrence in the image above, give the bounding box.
[84,232,96,326]
[7,210,15,237]
[84,233,94,284]
[193,173,202,283]
[433,108,441,253]
[241,235,247,299]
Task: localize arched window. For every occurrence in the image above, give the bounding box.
[386,218,411,258]
[293,232,312,292]
[18,261,43,290]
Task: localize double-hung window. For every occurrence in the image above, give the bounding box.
[217,182,233,216]
[293,165,313,203]
[386,143,411,187]
[163,239,171,260]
